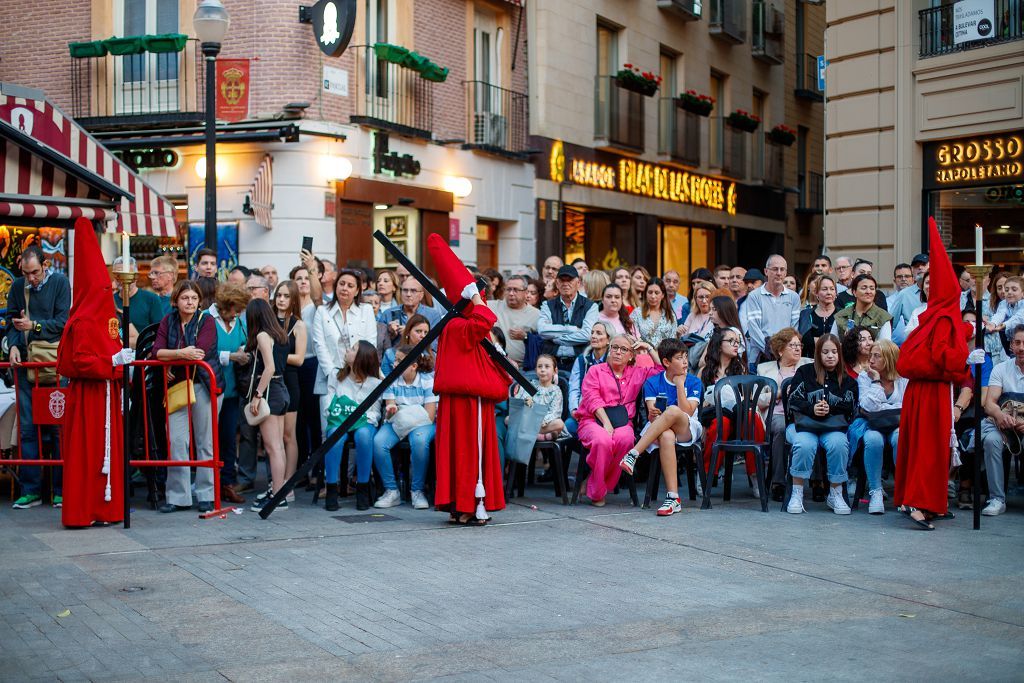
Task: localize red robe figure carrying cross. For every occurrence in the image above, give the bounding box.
[427,234,510,524]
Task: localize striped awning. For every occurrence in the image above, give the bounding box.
[0,91,177,236]
[250,154,273,229]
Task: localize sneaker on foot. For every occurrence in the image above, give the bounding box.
[657,496,681,516]
[868,488,885,515]
[255,486,273,502]
[787,486,805,514]
[374,489,402,508]
[12,493,41,509]
[981,499,1006,516]
[52,495,63,508]
[410,490,429,510]
[827,487,852,515]
[749,477,760,499]
[619,449,639,475]
[251,496,287,512]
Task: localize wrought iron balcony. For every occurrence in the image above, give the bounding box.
[756,136,785,187]
[709,0,747,44]
[797,171,823,213]
[463,81,528,157]
[710,116,746,178]
[70,37,204,129]
[659,98,700,167]
[752,0,784,65]
[351,45,434,139]
[919,0,1023,58]
[795,53,823,102]
[595,76,646,153]
[656,0,702,21]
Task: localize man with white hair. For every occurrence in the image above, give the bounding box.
[739,254,801,366]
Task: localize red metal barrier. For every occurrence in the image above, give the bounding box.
[0,359,231,519]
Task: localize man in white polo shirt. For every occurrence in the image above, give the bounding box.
[979,324,1024,516]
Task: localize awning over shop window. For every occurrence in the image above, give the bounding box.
[0,91,176,236]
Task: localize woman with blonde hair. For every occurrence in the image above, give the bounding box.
[583,269,612,302]
[800,272,820,308]
[847,339,907,514]
[628,266,650,311]
[678,281,715,339]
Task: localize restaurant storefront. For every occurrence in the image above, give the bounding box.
[533,138,786,292]
[922,130,1024,270]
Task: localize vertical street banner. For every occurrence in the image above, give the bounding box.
[216,58,251,122]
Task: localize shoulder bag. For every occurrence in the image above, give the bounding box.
[244,352,270,426]
[794,412,848,434]
[601,372,630,428]
[23,286,59,386]
[863,408,901,433]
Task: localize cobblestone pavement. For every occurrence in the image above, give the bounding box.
[1,478,1022,682]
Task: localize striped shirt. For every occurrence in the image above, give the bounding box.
[740,284,801,358]
[383,371,438,406]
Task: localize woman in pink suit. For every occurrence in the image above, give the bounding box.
[575,334,659,505]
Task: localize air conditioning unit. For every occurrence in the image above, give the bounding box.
[474,112,507,147]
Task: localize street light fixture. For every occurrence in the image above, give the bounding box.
[193,0,230,252]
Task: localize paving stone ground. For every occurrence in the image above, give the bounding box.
[1,474,1022,682]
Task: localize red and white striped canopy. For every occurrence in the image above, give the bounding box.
[0,92,177,236]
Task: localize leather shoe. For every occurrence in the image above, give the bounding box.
[197,501,215,513]
[221,486,245,504]
[158,503,191,514]
[235,482,256,493]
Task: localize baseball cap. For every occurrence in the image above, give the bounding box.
[743,268,766,282]
[556,265,579,279]
[911,253,929,266]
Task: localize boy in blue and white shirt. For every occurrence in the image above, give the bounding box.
[619,338,703,516]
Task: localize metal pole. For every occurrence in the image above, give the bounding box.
[204,50,218,250]
[966,264,988,530]
[114,271,137,529]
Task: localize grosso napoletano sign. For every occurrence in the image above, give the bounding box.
[924,132,1024,188]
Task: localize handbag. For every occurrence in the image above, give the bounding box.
[794,412,848,434]
[864,408,901,433]
[243,355,270,426]
[504,396,549,465]
[603,404,629,428]
[165,372,196,414]
[24,286,59,386]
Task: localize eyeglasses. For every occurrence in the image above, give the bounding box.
[150,270,172,277]
[247,285,267,292]
[722,338,741,346]
[506,286,526,293]
[400,288,422,294]
[765,266,786,273]
[608,344,633,353]
[786,342,803,350]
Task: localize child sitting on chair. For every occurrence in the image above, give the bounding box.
[513,354,567,441]
[618,338,703,516]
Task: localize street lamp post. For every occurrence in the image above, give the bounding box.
[193,0,230,251]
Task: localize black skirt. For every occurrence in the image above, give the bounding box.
[284,367,300,412]
[266,377,289,416]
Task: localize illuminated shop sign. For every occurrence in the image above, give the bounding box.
[923,132,1024,189]
[548,139,737,215]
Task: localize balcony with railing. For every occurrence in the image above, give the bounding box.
[919,1,1022,58]
[595,76,646,152]
[757,136,785,187]
[463,81,528,157]
[795,53,823,102]
[352,45,435,139]
[657,0,702,21]
[797,171,823,213]
[709,0,747,44]
[752,0,784,64]
[710,116,746,178]
[69,36,204,129]
[659,99,701,167]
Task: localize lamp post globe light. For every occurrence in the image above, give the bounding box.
[194,0,230,251]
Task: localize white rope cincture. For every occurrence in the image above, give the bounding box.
[475,397,487,520]
[103,380,111,502]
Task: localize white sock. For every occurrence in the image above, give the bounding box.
[792,484,804,495]
[667,491,679,499]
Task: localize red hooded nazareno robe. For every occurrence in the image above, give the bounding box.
[56,218,125,527]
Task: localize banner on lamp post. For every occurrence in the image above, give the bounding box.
[216,59,251,122]
[953,0,995,44]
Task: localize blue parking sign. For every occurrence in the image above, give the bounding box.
[816,55,826,91]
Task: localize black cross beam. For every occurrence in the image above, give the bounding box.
[258,233,534,519]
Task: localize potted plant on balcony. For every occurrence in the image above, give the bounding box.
[676,89,715,116]
[615,64,661,97]
[69,40,108,58]
[103,35,145,56]
[142,33,189,53]
[420,62,449,82]
[726,109,761,133]
[769,123,797,146]
[373,42,410,64]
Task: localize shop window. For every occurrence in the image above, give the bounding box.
[661,224,717,296]
[476,221,498,271]
[927,185,1023,271]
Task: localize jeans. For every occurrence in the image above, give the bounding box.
[847,417,898,492]
[787,423,849,484]
[323,424,375,485]
[565,416,579,438]
[373,422,435,492]
[218,395,240,486]
[16,369,63,496]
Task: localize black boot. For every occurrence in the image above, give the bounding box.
[356,483,371,511]
[325,484,340,512]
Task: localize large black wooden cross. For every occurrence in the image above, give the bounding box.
[259,231,535,518]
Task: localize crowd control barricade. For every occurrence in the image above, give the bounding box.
[0,359,232,520]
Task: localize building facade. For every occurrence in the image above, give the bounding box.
[0,0,535,280]
[527,0,825,285]
[825,0,1023,277]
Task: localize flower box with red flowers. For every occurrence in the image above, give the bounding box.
[676,89,715,117]
[769,123,797,146]
[725,109,761,133]
[615,64,662,97]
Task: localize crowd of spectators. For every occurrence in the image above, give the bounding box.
[5,243,1022,524]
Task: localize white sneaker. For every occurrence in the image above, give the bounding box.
[981,499,1006,516]
[827,487,852,515]
[868,488,885,515]
[374,489,402,508]
[619,449,639,475]
[787,485,805,514]
[657,496,681,516]
[410,490,429,510]
[750,476,760,500]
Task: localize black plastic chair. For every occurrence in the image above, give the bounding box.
[697,375,776,512]
[505,373,570,504]
[642,443,700,509]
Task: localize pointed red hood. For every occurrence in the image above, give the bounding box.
[426,233,482,312]
[916,217,962,329]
